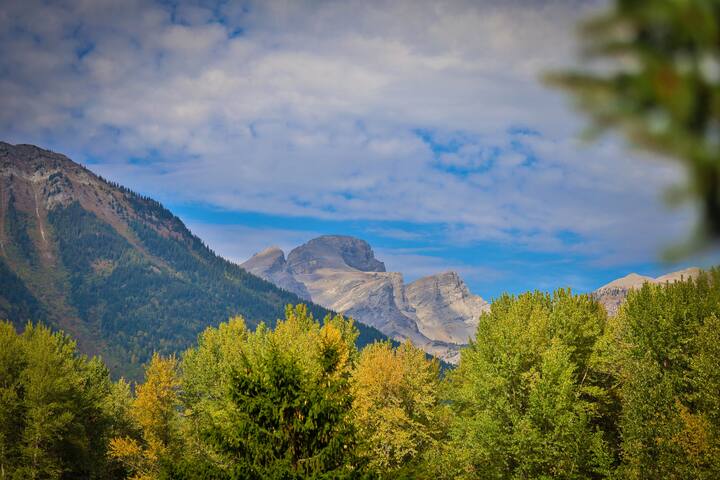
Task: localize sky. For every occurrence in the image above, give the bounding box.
[0,0,712,299]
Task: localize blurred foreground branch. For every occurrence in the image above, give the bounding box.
[546,0,720,258]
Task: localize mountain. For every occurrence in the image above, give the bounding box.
[240,246,311,299]
[0,142,388,378]
[406,271,487,345]
[242,235,489,363]
[593,267,700,315]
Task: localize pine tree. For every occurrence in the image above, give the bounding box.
[174,305,358,479]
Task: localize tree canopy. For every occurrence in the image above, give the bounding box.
[2,271,720,479]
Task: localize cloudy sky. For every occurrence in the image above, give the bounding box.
[0,0,709,298]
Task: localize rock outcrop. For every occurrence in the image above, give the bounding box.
[593,267,700,316]
[240,246,311,299]
[242,235,489,363]
[406,271,489,345]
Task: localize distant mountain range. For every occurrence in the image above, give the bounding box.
[0,142,387,378]
[242,236,489,363]
[243,236,704,361]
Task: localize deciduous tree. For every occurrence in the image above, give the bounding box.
[442,290,613,479]
[351,341,442,476]
[110,353,180,480]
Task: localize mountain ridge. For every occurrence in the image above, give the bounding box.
[242,236,489,363]
[0,142,388,378]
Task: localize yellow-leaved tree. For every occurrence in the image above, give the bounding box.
[351,341,442,477]
[109,353,180,480]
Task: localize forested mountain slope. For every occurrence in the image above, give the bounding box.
[0,142,387,378]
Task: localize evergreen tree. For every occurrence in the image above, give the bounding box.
[172,305,358,479]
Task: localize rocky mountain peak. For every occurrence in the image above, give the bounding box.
[242,246,287,274]
[597,272,654,291]
[1,142,87,180]
[243,235,488,363]
[406,271,489,345]
[286,235,386,274]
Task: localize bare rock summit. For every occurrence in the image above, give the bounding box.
[286,235,386,274]
[242,235,488,364]
[240,246,311,300]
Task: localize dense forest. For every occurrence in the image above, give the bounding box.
[2,270,719,479]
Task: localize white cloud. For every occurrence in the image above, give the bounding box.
[0,0,693,268]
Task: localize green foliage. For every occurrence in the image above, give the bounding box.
[441,289,613,479]
[351,341,443,477]
[5,192,36,264]
[547,0,720,253]
[0,259,44,328]
[0,320,130,479]
[0,260,720,480]
[178,305,358,479]
[3,269,720,479]
[609,269,720,479]
[110,353,181,480]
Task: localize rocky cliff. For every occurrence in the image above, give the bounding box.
[242,235,489,363]
[406,271,489,345]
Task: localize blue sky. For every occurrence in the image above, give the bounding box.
[0,0,711,300]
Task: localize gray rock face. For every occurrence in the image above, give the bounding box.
[593,267,700,316]
[286,235,386,274]
[242,235,488,364]
[241,247,311,300]
[406,271,490,344]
